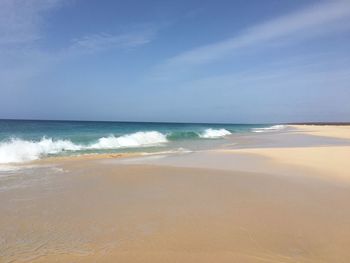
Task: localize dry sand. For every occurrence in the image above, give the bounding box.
[221,146,350,183]
[219,125,350,182]
[1,125,350,262]
[290,124,350,139]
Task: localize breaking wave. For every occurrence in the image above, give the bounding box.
[0,138,82,164]
[251,125,286,133]
[0,128,236,164]
[0,131,168,164]
[87,131,167,149]
[199,128,232,138]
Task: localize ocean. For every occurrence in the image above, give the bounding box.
[0,119,284,164]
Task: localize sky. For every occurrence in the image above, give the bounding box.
[0,0,350,123]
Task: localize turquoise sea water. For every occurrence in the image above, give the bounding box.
[0,120,281,164]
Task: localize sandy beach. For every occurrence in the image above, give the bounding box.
[1,125,350,262]
[2,0,350,261]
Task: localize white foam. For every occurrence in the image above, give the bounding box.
[0,138,82,164]
[252,125,286,133]
[0,131,168,164]
[199,128,231,138]
[88,131,167,149]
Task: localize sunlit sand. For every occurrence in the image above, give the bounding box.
[1,125,350,262]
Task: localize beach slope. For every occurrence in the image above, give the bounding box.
[1,125,350,263]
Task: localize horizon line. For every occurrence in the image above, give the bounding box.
[0,118,349,126]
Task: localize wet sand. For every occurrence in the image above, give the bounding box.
[1,125,350,262]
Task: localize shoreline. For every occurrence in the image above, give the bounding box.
[2,123,350,167]
[1,124,350,184]
[34,152,143,164]
[1,124,350,262]
[41,124,350,164]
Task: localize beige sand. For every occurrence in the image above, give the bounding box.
[222,145,350,183]
[1,125,350,263]
[219,125,350,182]
[2,164,350,263]
[290,124,350,139]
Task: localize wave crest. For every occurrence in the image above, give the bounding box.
[88,131,167,149]
[0,131,168,164]
[0,138,82,164]
[199,128,231,138]
[252,125,286,133]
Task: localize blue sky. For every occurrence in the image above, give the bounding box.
[1,0,349,123]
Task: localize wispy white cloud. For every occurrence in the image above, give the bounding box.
[66,26,157,55]
[0,0,158,89]
[0,0,68,90]
[165,0,350,67]
[0,0,157,52]
[0,0,65,45]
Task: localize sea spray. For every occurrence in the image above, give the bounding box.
[88,131,168,149]
[0,138,81,163]
[0,131,168,164]
[199,128,232,138]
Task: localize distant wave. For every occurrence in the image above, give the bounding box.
[0,131,168,164]
[251,125,286,133]
[199,128,232,138]
[157,129,232,141]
